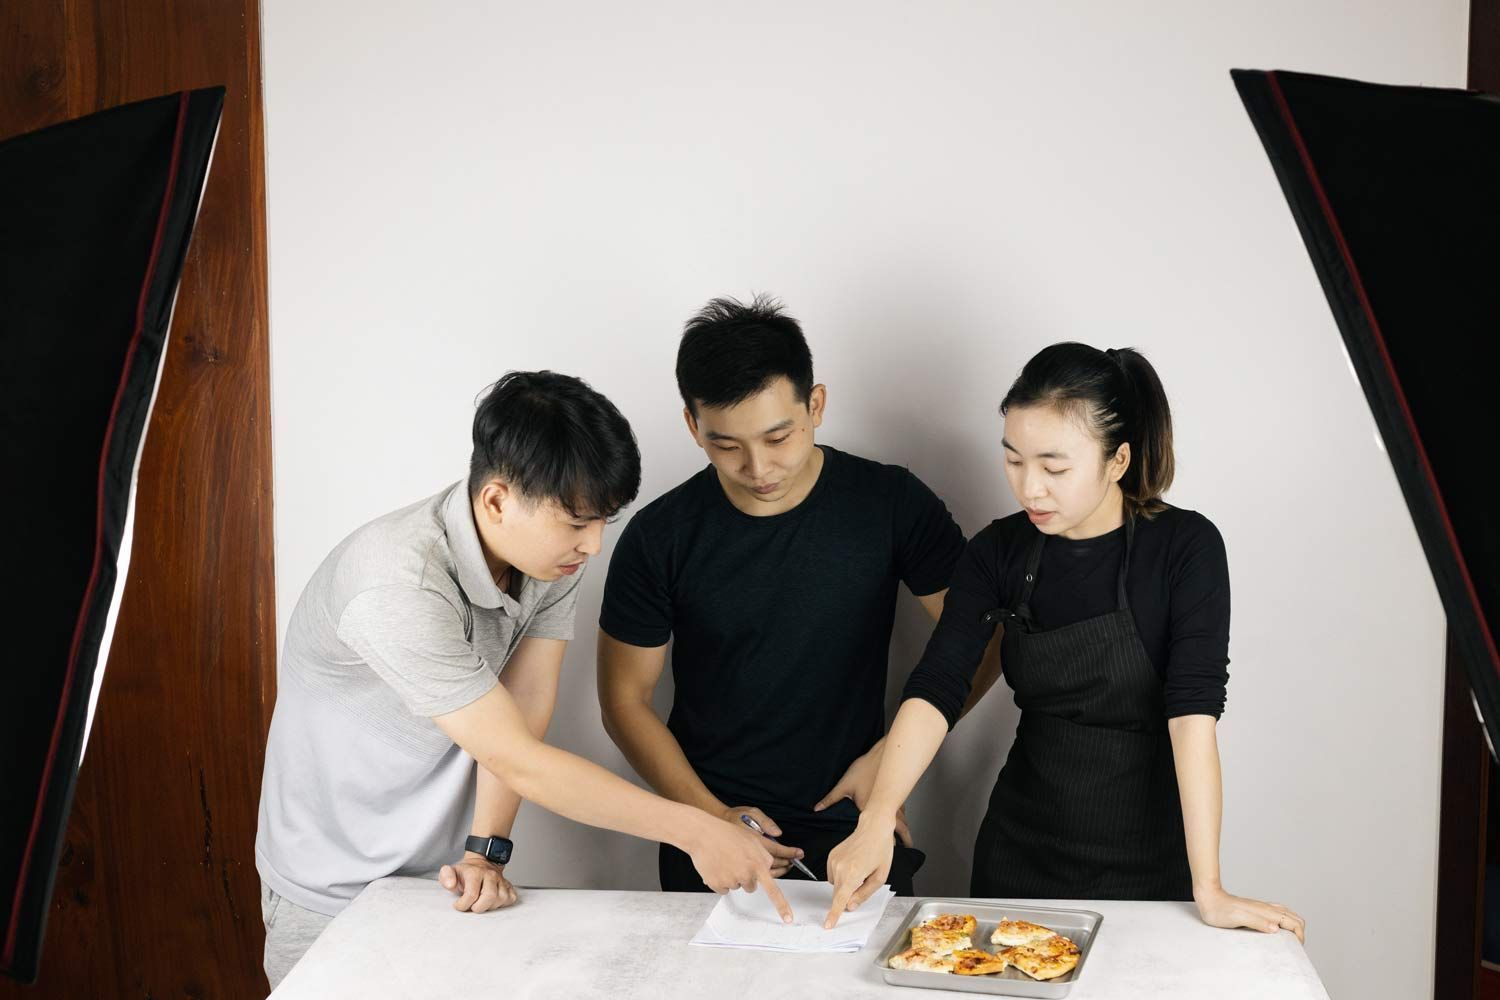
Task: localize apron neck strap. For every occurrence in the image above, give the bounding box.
[1017,511,1136,614]
[1015,530,1047,612]
[1117,512,1136,611]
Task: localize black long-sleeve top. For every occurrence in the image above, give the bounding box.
[902,505,1231,729]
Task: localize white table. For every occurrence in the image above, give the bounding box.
[272,877,1328,999]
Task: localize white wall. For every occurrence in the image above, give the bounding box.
[263,3,1465,996]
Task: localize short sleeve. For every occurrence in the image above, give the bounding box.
[599,514,673,648]
[1163,515,1231,720]
[893,471,966,597]
[525,566,584,641]
[336,585,498,717]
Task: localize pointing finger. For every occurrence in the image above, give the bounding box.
[825,880,855,929]
[760,873,793,924]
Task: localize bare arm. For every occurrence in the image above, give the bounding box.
[474,636,565,840]
[596,632,724,814]
[597,630,802,872]
[432,677,792,919]
[821,697,950,926]
[1169,715,1305,942]
[814,590,1001,832]
[440,636,565,912]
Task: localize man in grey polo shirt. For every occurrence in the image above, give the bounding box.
[256,372,791,989]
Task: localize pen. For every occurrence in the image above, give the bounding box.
[740,813,818,880]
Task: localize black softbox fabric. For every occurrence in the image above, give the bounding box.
[0,88,223,983]
[1233,70,1500,748]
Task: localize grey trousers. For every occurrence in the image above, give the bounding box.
[261,881,335,992]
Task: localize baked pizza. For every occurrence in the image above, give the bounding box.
[910,913,977,954]
[888,947,956,973]
[1027,934,1080,959]
[953,948,1010,976]
[1001,943,1080,981]
[990,918,1058,947]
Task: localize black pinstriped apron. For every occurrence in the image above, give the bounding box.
[970,516,1193,901]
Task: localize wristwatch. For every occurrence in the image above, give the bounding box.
[464,834,513,866]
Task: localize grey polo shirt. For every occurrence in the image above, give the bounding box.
[255,481,581,915]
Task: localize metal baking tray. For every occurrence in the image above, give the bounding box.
[873,898,1103,997]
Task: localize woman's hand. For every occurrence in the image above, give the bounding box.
[1195,886,1305,943]
[813,741,914,847]
[823,812,898,928]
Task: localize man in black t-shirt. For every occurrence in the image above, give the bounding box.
[597,295,1001,894]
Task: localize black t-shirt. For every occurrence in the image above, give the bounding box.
[902,505,1231,729]
[600,446,966,831]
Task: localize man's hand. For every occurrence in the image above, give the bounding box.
[812,744,914,847]
[438,853,518,913]
[681,813,794,923]
[719,805,805,877]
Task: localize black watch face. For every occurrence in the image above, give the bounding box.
[472,836,511,865]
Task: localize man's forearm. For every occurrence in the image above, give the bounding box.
[957,628,1004,721]
[602,699,725,815]
[471,766,522,842]
[502,735,718,849]
[437,685,718,855]
[470,647,561,841]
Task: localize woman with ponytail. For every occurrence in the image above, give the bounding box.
[821,343,1304,941]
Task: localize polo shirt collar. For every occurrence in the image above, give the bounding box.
[443,482,522,615]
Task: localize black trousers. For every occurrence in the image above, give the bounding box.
[658,821,926,896]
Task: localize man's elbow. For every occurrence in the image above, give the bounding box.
[481,746,545,802]
[599,698,631,747]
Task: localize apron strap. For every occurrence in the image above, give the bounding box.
[983,515,1133,623]
[1015,529,1047,616]
[1116,512,1136,611]
[980,527,1047,626]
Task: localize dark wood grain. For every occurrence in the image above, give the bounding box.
[0,1,274,996]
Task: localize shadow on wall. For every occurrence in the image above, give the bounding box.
[853,285,1027,898]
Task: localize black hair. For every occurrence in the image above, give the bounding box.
[466,370,641,519]
[999,342,1175,519]
[675,294,814,416]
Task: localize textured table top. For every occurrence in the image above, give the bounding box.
[272,877,1327,999]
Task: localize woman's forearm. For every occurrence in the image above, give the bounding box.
[1168,714,1224,895]
[863,698,952,821]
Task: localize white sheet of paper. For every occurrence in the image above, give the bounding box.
[689,880,895,953]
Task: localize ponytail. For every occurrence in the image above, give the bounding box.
[1000,342,1175,519]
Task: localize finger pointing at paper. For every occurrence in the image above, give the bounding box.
[754,872,795,925]
[823,815,896,929]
